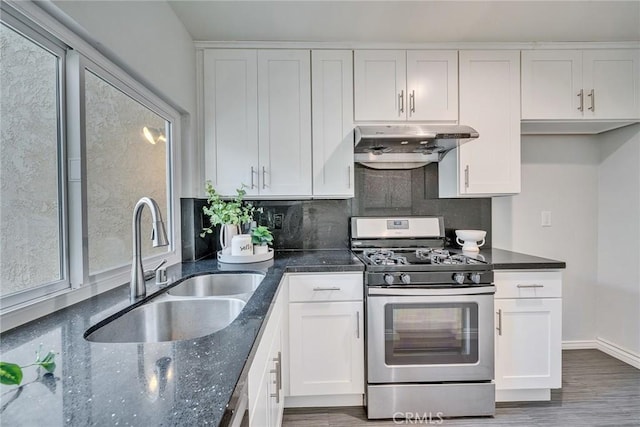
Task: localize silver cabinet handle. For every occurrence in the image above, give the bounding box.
[269,365,279,403]
[409,89,415,114]
[250,166,256,189]
[356,311,360,339]
[262,166,267,189]
[496,309,502,336]
[269,351,282,403]
[464,165,470,188]
[398,90,404,115]
[313,287,341,291]
[347,165,351,189]
[588,89,595,111]
[517,284,544,288]
[577,89,584,112]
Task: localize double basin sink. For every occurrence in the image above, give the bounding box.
[85,273,265,344]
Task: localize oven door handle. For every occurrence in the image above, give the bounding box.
[367,285,495,296]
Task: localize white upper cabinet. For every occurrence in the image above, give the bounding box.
[204,49,312,198]
[522,49,640,121]
[354,50,458,122]
[258,50,312,197]
[406,50,458,121]
[204,50,259,196]
[583,50,640,120]
[311,50,354,198]
[439,50,521,197]
[354,50,406,121]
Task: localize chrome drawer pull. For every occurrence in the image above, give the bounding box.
[356,311,360,339]
[496,309,502,336]
[313,287,341,291]
[577,89,584,112]
[517,284,544,288]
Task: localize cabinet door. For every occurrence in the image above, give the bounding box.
[521,50,583,120]
[455,50,521,196]
[354,50,407,121]
[268,332,283,427]
[311,50,354,198]
[289,301,364,396]
[583,49,640,120]
[257,50,312,197]
[495,298,562,390]
[406,50,458,121]
[248,285,284,426]
[204,50,259,196]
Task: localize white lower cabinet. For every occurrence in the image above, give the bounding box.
[286,273,365,406]
[494,270,563,402]
[248,284,285,427]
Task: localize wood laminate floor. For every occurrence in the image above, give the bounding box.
[282,350,640,426]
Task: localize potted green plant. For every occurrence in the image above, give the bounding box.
[251,225,273,255]
[201,181,259,254]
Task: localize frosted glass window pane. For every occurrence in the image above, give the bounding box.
[0,23,62,296]
[85,71,169,274]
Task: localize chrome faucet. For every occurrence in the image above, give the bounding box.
[131,197,169,301]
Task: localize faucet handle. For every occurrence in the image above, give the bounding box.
[143,259,167,281]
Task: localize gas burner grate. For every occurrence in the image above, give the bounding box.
[415,248,481,265]
[363,249,408,266]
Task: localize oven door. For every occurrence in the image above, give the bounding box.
[367,286,494,383]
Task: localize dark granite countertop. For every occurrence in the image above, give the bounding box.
[462,247,566,270]
[0,247,563,426]
[0,250,363,427]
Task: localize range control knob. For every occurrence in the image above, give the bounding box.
[469,272,481,284]
[400,273,411,284]
[453,273,465,285]
[383,274,395,285]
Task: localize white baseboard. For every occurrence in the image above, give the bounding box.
[596,337,640,369]
[562,340,598,350]
[496,388,550,402]
[284,394,364,408]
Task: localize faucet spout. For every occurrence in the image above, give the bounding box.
[131,197,169,301]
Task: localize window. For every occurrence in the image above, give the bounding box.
[0,17,68,306]
[84,70,170,275]
[0,4,180,311]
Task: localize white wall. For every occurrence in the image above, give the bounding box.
[597,124,640,358]
[493,135,600,344]
[49,0,199,196]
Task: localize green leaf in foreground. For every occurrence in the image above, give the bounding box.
[0,362,23,385]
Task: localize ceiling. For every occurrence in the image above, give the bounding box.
[168,1,640,44]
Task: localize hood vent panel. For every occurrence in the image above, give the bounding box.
[354,125,479,169]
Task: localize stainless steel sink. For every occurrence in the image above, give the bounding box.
[167,273,264,298]
[85,299,245,343]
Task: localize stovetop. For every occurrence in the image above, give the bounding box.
[356,248,492,286]
[361,248,486,267]
[350,216,492,285]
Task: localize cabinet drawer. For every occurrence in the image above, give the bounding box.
[288,273,363,302]
[495,270,562,299]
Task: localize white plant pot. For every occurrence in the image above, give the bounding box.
[220,224,240,255]
[254,244,269,255]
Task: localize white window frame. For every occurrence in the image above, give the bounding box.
[0,7,70,308]
[0,1,183,328]
[66,52,181,290]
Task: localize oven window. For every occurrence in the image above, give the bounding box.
[384,303,479,365]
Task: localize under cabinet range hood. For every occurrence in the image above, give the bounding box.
[354,125,479,169]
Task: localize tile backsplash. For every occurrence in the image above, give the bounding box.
[182,163,491,260]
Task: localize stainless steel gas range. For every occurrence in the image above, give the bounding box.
[350,216,496,420]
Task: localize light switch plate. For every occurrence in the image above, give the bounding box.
[541,211,552,227]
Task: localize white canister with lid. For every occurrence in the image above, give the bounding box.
[231,234,253,256]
